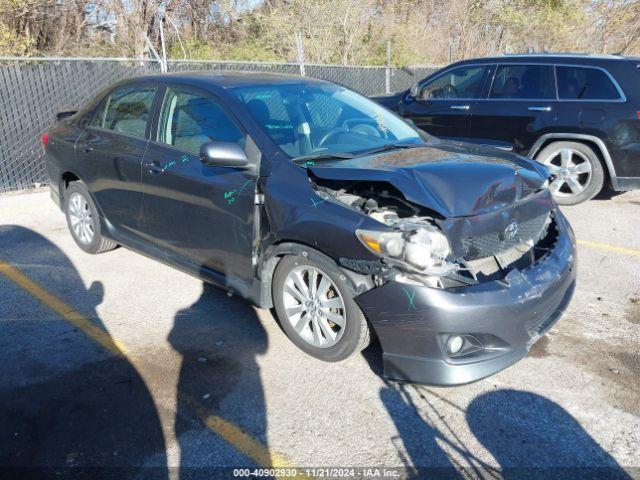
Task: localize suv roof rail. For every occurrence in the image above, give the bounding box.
[504,51,613,56]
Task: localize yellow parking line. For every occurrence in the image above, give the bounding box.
[0,258,305,477]
[183,392,292,470]
[0,259,127,356]
[577,240,640,258]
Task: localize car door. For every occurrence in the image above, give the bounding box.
[141,84,257,284]
[77,83,157,238]
[399,64,490,140]
[470,64,558,154]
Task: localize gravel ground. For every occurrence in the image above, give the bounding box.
[0,188,638,479]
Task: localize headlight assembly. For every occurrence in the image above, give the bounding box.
[356,222,457,276]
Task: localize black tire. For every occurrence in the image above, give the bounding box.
[64,181,118,254]
[272,252,370,362]
[535,141,605,205]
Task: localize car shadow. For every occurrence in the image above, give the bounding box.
[364,340,630,478]
[168,282,269,478]
[592,187,625,201]
[466,389,632,479]
[0,225,167,479]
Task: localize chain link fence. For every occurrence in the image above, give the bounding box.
[0,57,437,194]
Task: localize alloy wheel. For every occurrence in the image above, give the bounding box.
[282,265,346,348]
[68,192,95,245]
[540,147,592,200]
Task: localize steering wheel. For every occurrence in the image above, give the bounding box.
[318,128,348,147]
[349,123,383,138]
[442,84,459,98]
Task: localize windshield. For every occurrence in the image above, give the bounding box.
[230,82,426,161]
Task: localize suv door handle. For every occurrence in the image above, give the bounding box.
[146,163,164,174]
[81,145,94,153]
[450,105,470,110]
[528,106,552,112]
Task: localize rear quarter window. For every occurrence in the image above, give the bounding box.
[556,66,622,101]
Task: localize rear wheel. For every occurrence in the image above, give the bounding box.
[64,182,117,254]
[536,141,604,205]
[272,252,370,362]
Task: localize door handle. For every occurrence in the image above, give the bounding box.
[528,106,552,112]
[450,105,470,110]
[81,145,94,153]
[146,163,164,174]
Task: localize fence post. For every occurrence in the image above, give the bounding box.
[144,34,166,73]
[385,40,391,94]
[295,32,306,77]
[159,22,168,73]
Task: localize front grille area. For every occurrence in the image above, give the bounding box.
[461,213,551,261]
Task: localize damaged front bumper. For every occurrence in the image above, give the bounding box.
[354,210,577,386]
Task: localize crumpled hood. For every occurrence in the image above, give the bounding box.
[308,140,550,217]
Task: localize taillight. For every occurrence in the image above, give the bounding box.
[637,111,640,120]
[41,132,49,148]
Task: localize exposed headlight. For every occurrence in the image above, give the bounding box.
[356,223,455,276]
[404,226,451,269]
[356,230,405,257]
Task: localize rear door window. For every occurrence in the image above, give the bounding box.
[556,66,622,100]
[90,85,156,139]
[490,64,555,99]
[157,86,245,156]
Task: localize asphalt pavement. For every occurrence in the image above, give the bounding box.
[0,188,638,479]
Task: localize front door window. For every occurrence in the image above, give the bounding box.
[157,87,246,156]
[419,66,488,100]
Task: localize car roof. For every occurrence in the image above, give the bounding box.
[124,71,330,89]
[453,53,636,65]
[448,53,640,65]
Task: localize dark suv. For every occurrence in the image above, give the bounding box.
[45,73,576,386]
[374,54,640,205]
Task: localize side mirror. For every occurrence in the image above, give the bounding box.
[409,83,420,99]
[199,141,249,169]
[56,110,77,121]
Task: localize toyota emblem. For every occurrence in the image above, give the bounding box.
[504,221,519,241]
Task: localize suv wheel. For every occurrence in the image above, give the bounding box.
[536,141,604,205]
[272,253,370,362]
[64,181,118,254]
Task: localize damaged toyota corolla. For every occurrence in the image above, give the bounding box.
[45,73,577,385]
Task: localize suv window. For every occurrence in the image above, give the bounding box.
[90,85,155,139]
[490,64,555,99]
[157,86,245,156]
[556,66,621,100]
[420,66,488,100]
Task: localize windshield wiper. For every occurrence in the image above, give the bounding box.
[360,142,422,156]
[293,142,421,164]
[293,151,356,164]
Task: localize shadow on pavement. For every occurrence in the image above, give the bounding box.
[378,379,631,478]
[365,336,630,478]
[592,187,625,201]
[0,225,167,479]
[466,389,632,479]
[168,282,268,478]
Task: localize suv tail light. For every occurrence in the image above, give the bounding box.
[41,132,49,148]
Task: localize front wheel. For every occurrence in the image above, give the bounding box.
[272,252,370,362]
